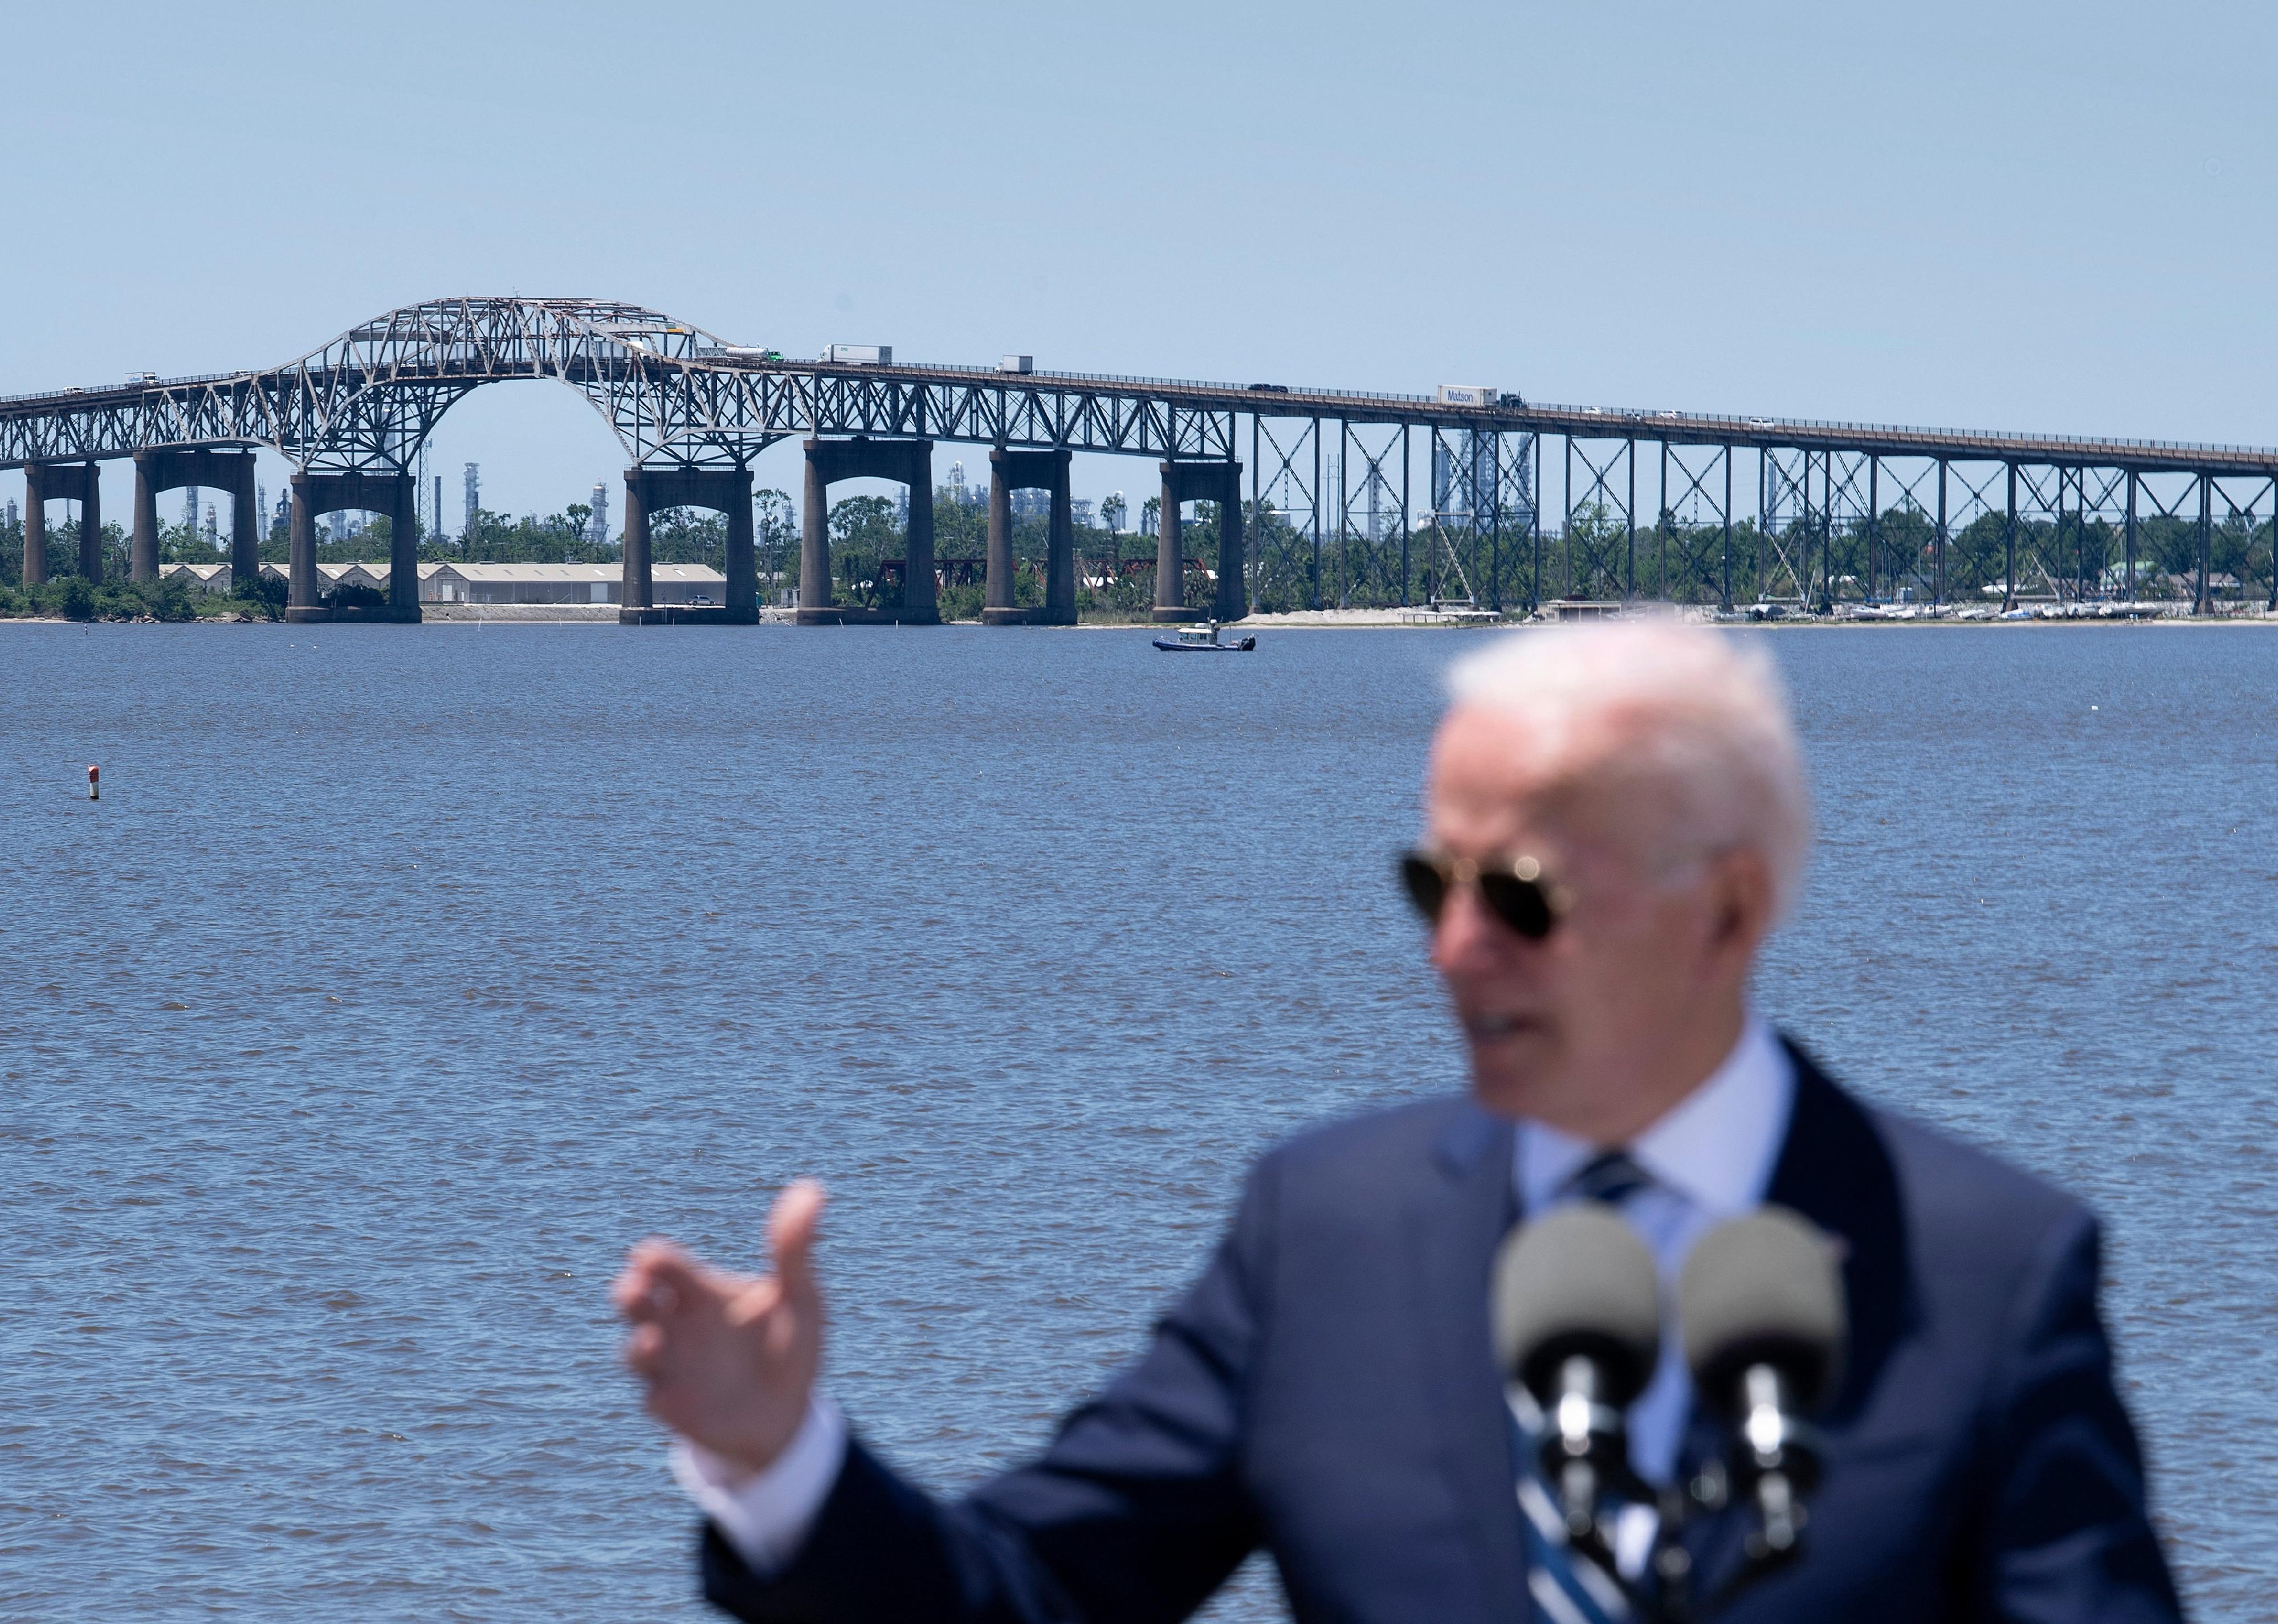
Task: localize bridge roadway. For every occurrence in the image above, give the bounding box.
[3,297,2275,621]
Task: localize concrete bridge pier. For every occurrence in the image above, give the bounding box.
[798,436,936,625]
[231,462,260,589]
[23,462,103,588]
[1156,459,1245,623]
[985,468,1013,622]
[799,450,829,623]
[620,465,759,625]
[726,472,756,614]
[388,477,418,616]
[288,474,317,615]
[622,470,651,611]
[132,450,260,585]
[73,468,102,584]
[984,447,1075,625]
[287,469,419,622]
[906,459,934,623]
[22,464,51,586]
[1048,475,1075,622]
[132,462,159,582]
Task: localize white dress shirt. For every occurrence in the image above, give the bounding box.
[674,1394,849,1573]
[679,1014,1795,1576]
[1515,1013,1794,1486]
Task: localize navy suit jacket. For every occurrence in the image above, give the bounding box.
[702,1042,2181,1622]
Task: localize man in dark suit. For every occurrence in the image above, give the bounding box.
[617,623,2180,1622]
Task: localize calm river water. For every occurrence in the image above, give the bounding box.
[2,622,2271,1620]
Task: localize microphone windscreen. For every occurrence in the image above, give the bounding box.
[1678,1206,1846,1414]
[1490,1204,1662,1408]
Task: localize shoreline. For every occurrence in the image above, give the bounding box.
[5,604,2273,630]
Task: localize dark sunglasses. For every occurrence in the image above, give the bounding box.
[1399,848,1569,941]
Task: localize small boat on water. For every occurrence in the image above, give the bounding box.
[1152,621,1257,653]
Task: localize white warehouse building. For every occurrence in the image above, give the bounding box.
[422,562,727,606]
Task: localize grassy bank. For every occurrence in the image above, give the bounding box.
[0,577,286,622]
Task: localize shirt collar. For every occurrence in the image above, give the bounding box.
[1515,1014,1795,1218]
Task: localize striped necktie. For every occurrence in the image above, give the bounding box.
[1508,1393,1634,1623]
[1507,1148,1658,1621]
[1513,1148,1658,1613]
[1562,1148,1654,1208]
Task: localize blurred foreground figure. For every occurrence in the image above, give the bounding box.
[618,623,2179,1623]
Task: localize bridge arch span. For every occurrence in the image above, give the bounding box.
[254,296,756,473]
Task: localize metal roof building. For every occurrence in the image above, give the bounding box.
[160,561,234,592]
[422,561,726,606]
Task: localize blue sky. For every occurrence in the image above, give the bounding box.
[3,0,2272,525]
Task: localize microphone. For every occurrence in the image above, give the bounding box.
[1492,1205,1662,1563]
[1677,1207,1846,1574]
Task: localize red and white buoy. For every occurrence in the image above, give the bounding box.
[87,764,99,801]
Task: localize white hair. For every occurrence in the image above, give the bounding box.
[1445,623,1812,916]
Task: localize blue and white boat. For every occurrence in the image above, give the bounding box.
[1152,621,1256,653]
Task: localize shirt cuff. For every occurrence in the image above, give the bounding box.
[670,1392,848,1575]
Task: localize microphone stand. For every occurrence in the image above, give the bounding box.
[1707,1364,1821,1606]
[1633,1365,1825,1622]
[1647,1481,1699,1623]
[1523,1419,1815,1622]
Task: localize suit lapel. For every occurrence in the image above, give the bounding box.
[1408,1103,1527,1622]
[1763,1037,1912,1426]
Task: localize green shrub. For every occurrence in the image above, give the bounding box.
[236,576,287,617]
[142,576,198,621]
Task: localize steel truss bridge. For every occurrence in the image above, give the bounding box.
[5,295,2276,621]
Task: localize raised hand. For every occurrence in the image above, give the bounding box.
[614,1180,828,1474]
